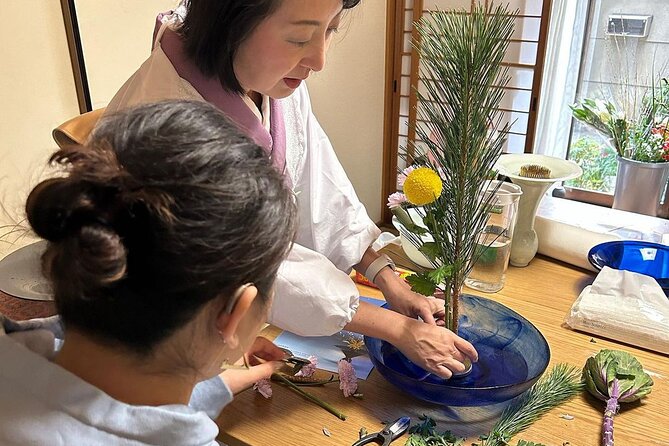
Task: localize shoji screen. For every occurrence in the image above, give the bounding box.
[383,0,551,222]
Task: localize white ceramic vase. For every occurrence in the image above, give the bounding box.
[495,154,582,267]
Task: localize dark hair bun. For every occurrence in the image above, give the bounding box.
[26,177,127,293]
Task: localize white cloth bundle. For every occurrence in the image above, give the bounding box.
[535,216,620,272]
[565,266,669,354]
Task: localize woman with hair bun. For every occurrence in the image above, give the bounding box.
[0,100,297,445]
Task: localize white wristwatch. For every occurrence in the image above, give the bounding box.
[364,254,396,284]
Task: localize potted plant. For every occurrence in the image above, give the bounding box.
[571,78,669,216]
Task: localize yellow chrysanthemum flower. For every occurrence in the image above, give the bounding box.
[403,167,442,206]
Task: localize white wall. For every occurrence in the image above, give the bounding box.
[0,1,81,259]
[76,0,179,109]
[307,1,387,223]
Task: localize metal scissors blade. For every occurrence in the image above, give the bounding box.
[280,348,312,374]
[351,417,411,446]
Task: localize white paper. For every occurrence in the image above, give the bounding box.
[565,266,669,354]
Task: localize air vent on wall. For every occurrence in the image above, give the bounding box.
[607,14,652,38]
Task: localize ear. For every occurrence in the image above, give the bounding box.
[215,284,258,349]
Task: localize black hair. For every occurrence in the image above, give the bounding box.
[180,0,362,93]
[26,100,296,354]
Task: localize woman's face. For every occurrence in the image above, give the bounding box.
[233,0,344,98]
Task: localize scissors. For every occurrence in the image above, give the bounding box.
[351,417,411,446]
[279,348,312,374]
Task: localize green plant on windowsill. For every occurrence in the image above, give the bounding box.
[570,78,669,163]
[566,135,618,193]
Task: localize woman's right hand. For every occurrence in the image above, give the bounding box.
[393,317,478,379]
[344,301,478,380]
[219,336,287,394]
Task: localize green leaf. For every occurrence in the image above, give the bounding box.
[391,207,427,236]
[516,441,546,446]
[406,272,439,296]
[405,416,463,446]
[583,350,653,403]
[405,434,429,446]
[419,242,441,262]
[583,350,654,403]
[427,264,455,285]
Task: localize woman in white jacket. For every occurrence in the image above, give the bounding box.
[106,0,477,378]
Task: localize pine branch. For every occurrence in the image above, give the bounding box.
[482,364,584,446]
[402,4,517,330]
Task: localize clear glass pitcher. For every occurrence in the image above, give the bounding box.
[465,182,522,293]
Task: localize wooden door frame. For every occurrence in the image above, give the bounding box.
[380,0,404,225]
[60,0,92,114]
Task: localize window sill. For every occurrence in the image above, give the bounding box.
[535,196,669,271]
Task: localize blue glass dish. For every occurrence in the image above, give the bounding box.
[365,294,550,407]
[588,241,669,295]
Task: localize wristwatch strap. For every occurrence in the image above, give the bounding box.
[364,254,396,284]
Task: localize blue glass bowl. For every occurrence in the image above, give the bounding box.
[365,294,550,406]
[588,241,669,294]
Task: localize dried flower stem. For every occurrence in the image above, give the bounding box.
[272,373,347,420]
[273,373,338,387]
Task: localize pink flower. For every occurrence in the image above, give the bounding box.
[397,166,416,188]
[295,355,318,378]
[253,378,273,398]
[338,359,358,397]
[387,192,407,209]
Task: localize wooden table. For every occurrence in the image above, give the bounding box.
[217,255,669,446]
[0,290,56,320]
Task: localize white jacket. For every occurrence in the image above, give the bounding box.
[106,24,381,336]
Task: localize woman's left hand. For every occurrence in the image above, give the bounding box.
[375,267,446,325]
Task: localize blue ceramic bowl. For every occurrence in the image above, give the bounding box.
[588,240,669,294]
[365,294,550,406]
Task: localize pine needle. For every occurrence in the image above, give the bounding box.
[482,364,584,446]
[401,4,517,331]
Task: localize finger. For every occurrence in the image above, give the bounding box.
[221,361,283,393]
[249,337,287,361]
[425,296,446,317]
[454,337,479,363]
[428,363,453,379]
[418,306,437,325]
[445,346,467,364]
[240,361,283,384]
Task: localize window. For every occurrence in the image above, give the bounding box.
[382,0,552,224]
[535,0,669,209]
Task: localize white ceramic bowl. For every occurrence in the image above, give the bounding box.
[391,208,437,268]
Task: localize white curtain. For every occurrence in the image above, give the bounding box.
[533,0,590,158]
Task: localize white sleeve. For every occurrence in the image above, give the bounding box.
[189,375,234,419]
[287,84,382,273]
[268,243,360,336]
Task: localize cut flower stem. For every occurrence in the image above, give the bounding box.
[272,373,347,421]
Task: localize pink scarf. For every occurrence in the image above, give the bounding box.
[156,19,288,178]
